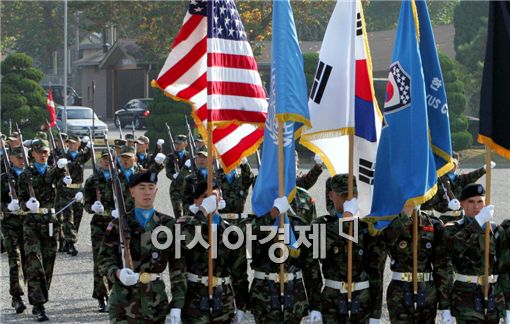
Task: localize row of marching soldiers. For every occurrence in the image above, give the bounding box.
[1,128,509,324]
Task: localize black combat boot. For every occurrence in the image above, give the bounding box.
[58,239,65,252]
[67,242,78,256]
[11,296,26,314]
[97,297,107,313]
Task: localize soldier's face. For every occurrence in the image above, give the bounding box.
[32,149,49,163]
[121,155,135,168]
[8,139,21,147]
[130,183,158,209]
[136,143,147,153]
[461,196,485,217]
[176,142,187,151]
[329,191,357,213]
[10,155,25,168]
[67,141,80,151]
[100,156,110,169]
[196,154,207,168]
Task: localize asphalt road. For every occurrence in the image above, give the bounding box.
[1,165,508,323]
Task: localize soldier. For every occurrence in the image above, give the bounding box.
[7,132,22,148]
[135,135,166,170]
[296,153,324,190]
[303,175,386,323]
[83,148,116,312]
[125,133,136,147]
[18,138,81,321]
[443,183,510,324]
[377,204,450,323]
[1,146,28,313]
[182,149,209,214]
[500,218,510,324]
[58,134,91,255]
[98,171,186,323]
[168,182,249,323]
[195,134,206,151]
[165,134,190,218]
[114,139,127,169]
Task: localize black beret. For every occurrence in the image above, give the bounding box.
[460,183,485,201]
[129,171,158,188]
[192,181,219,200]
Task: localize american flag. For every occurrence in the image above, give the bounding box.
[153,0,266,172]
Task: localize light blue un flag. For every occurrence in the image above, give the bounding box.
[369,0,438,229]
[251,0,310,217]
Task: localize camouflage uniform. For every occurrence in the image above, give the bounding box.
[248,212,311,323]
[173,210,248,323]
[444,216,510,323]
[217,163,254,225]
[379,212,450,323]
[501,219,510,314]
[296,163,323,190]
[165,149,190,218]
[182,169,208,216]
[98,210,185,323]
[291,187,317,225]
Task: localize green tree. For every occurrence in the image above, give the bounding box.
[302,52,320,94]
[1,53,48,138]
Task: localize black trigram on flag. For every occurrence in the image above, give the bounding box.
[358,158,375,185]
[356,12,362,36]
[310,61,332,104]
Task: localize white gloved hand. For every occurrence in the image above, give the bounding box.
[189,204,199,214]
[74,192,84,203]
[240,157,248,165]
[313,154,323,166]
[343,198,358,216]
[7,199,20,212]
[23,139,32,147]
[81,136,90,143]
[57,158,68,169]
[172,173,179,180]
[91,201,105,215]
[475,205,494,227]
[273,196,290,214]
[26,197,40,213]
[441,309,453,324]
[200,195,218,214]
[234,309,246,324]
[63,175,73,186]
[157,139,165,146]
[184,159,192,168]
[218,199,226,210]
[483,161,496,170]
[112,209,119,219]
[155,153,166,165]
[86,141,92,149]
[505,310,510,324]
[166,308,181,324]
[309,310,322,323]
[368,319,381,324]
[448,198,461,211]
[118,268,139,286]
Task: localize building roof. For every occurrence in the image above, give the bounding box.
[74,38,149,69]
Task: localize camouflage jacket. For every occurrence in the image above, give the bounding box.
[380,212,450,310]
[116,164,141,212]
[98,210,186,318]
[165,150,190,179]
[182,169,208,214]
[296,164,323,190]
[1,167,22,213]
[500,219,510,309]
[291,187,317,224]
[172,211,249,310]
[217,164,254,214]
[56,148,91,191]
[83,168,115,217]
[137,150,163,171]
[18,164,66,209]
[303,212,386,317]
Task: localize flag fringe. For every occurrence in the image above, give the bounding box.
[432,144,455,177]
[276,113,311,129]
[478,134,510,159]
[300,128,355,142]
[299,140,339,176]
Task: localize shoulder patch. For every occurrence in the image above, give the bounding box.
[106,222,114,233]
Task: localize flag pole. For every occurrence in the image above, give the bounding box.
[483,146,492,313]
[207,122,214,312]
[347,133,354,317]
[412,207,418,310]
[277,120,286,310]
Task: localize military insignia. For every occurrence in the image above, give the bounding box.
[333,246,340,254]
[477,186,483,194]
[384,61,412,115]
[399,240,408,249]
[422,225,434,232]
[426,242,432,249]
[106,222,114,233]
[139,272,151,284]
[152,252,159,259]
[358,249,363,256]
[150,172,156,182]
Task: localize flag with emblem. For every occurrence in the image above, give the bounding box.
[368,0,437,229]
[478,1,510,159]
[152,0,267,172]
[47,87,57,127]
[300,0,382,216]
[251,0,310,216]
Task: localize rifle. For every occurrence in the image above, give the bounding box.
[46,120,71,180]
[89,128,101,202]
[15,124,36,199]
[165,123,180,173]
[8,119,12,137]
[119,124,124,140]
[0,136,18,201]
[184,116,198,186]
[55,125,67,155]
[104,132,133,269]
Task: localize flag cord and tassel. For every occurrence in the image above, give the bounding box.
[483,146,492,314]
[207,122,214,313]
[412,208,419,310]
[347,134,354,318]
[277,120,286,312]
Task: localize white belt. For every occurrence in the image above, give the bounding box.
[186,273,231,287]
[66,183,82,189]
[253,270,303,283]
[29,208,55,214]
[454,273,498,285]
[324,279,369,294]
[220,213,249,220]
[391,272,433,282]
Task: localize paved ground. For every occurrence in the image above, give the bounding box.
[1,162,508,323]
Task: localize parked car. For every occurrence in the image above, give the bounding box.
[56,106,108,138]
[41,84,82,106]
[114,98,153,129]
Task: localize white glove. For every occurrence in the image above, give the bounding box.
[240,157,248,165]
[218,199,226,210]
[155,153,166,165]
[157,139,165,146]
[309,310,322,323]
[441,309,453,324]
[234,309,246,324]
[448,198,461,211]
[483,161,496,170]
[313,154,323,166]
[172,173,179,180]
[26,197,40,213]
[112,209,119,219]
[86,141,92,149]
[166,308,181,324]
[7,199,20,212]
[57,158,68,169]
[505,310,510,324]
[189,204,199,214]
[118,268,139,286]
[343,198,358,216]
[81,136,90,143]
[273,196,290,214]
[475,205,494,227]
[184,159,191,168]
[63,175,73,186]
[74,192,84,203]
[368,319,380,324]
[23,139,32,147]
[91,201,104,215]
[200,195,218,214]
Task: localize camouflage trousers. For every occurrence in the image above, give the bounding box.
[321,287,371,324]
[23,212,58,305]
[181,282,235,323]
[90,215,112,300]
[450,281,506,322]
[59,188,84,243]
[386,280,437,324]
[250,278,308,324]
[170,182,183,218]
[108,280,170,323]
[1,213,26,298]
